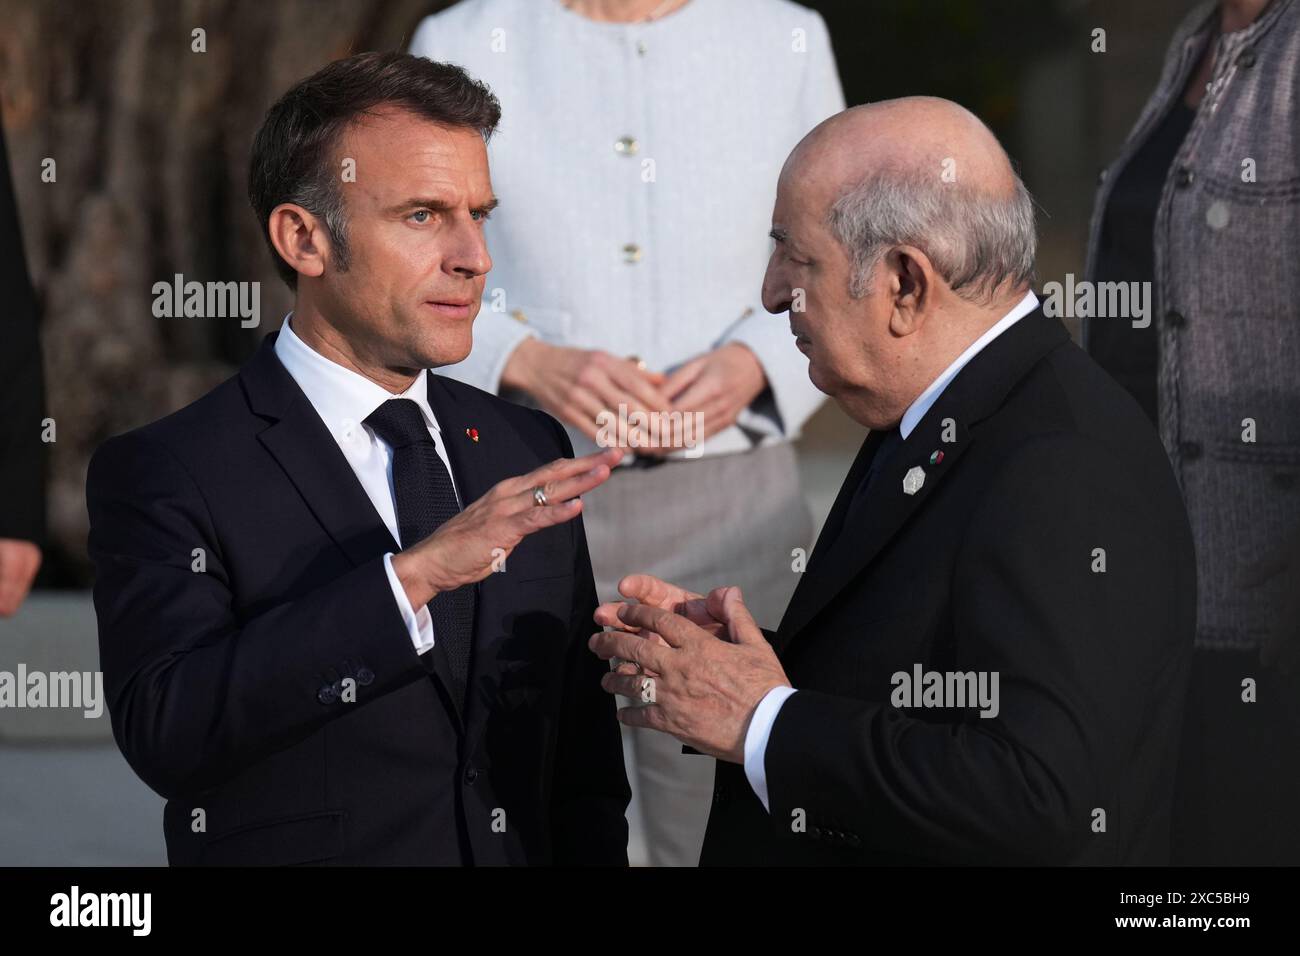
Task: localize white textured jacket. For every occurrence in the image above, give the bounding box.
[411,0,845,458]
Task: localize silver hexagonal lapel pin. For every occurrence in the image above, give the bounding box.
[902,465,926,496]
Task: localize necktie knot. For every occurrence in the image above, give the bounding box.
[365,398,434,450]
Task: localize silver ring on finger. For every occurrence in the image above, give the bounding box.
[532,486,548,507]
[610,656,642,674]
[638,676,656,705]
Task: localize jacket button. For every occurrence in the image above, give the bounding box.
[712,785,728,807]
[464,767,479,785]
[1176,167,1194,188]
[1180,441,1203,460]
[1239,48,1256,68]
[356,667,375,686]
[317,684,338,705]
[1165,309,1186,328]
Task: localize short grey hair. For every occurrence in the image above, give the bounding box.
[826,165,1037,303]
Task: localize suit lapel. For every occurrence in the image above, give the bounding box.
[776,416,974,654]
[424,372,544,754]
[241,336,480,736]
[243,334,401,566]
[775,306,1070,655]
[805,427,876,568]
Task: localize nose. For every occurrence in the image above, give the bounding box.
[761,252,791,315]
[446,216,492,279]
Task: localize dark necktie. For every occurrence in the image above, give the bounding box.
[364,398,474,712]
[846,427,903,521]
[815,427,903,561]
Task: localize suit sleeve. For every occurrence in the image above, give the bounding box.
[86,431,428,801]
[763,434,1167,864]
[541,412,631,863]
[0,121,46,545]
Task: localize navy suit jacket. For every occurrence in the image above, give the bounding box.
[701,307,1196,865]
[87,331,630,865]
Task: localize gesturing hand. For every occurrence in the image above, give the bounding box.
[594,573,727,681]
[391,447,623,606]
[589,586,790,763]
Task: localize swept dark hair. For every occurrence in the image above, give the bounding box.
[248,51,501,288]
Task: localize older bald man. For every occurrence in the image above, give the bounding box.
[589,98,1196,865]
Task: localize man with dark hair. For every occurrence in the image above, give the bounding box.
[87,51,630,865]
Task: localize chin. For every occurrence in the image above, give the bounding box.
[422,335,473,370]
[806,361,834,398]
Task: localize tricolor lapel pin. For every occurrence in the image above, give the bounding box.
[465,427,479,442]
[929,449,944,465]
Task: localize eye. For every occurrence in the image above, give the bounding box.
[471,209,491,223]
[409,209,431,224]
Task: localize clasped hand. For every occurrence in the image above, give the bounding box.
[589,574,791,763]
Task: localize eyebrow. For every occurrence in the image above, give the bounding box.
[770,225,806,257]
[388,195,500,216]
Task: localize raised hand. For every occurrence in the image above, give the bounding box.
[391,447,623,606]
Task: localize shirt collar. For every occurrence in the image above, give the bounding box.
[273,312,441,444]
[898,290,1040,440]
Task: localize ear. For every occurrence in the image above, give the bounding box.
[267,203,329,282]
[884,245,935,336]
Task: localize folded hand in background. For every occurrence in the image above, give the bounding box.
[504,340,766,454]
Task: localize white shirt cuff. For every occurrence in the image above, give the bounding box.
[383,552,434,655]
[743,685,797,813]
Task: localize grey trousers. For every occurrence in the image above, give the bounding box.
[582,442,813,866]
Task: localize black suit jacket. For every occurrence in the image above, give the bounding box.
[0,119,46,546]
[701,306,1196,865]
[87,332,630,865]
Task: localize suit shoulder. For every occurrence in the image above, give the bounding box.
[978,343,1185,522]
[993,340,1159,449]
[431,373,568,452]
[88,371,248,479]
[1038,342,1168,451]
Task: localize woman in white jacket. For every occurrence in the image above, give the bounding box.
[411,0,844,866]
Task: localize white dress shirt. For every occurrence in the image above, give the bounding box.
[273,314,463,656]
[743,290,1041,811]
